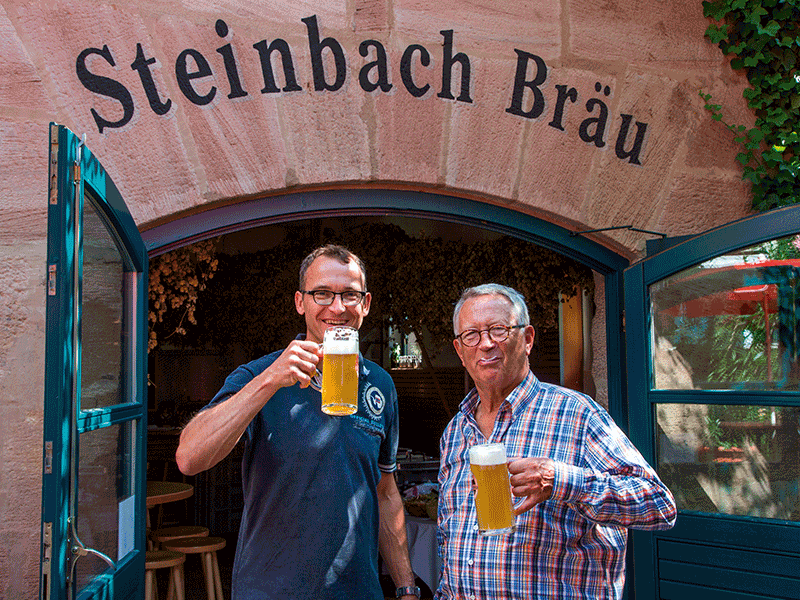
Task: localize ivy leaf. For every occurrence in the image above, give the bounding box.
[705,24,729,44]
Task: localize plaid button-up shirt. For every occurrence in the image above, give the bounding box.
[435,371,676,600]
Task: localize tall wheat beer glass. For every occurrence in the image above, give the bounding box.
[319,326,359,416]
[469,443,516,536]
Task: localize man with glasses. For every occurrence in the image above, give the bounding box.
[176,245,419,600]
[435,284,676,600]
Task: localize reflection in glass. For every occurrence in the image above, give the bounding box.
[650,234,800,391]
[657,403,800,521]
[75,421,134,590]
[81,198,126,408]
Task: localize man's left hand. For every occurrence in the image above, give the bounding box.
[507,457,555,514]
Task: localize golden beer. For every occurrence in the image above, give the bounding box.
[320,326,359,416]
[469,443,516,535]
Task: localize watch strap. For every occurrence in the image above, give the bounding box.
[395,586,421,598]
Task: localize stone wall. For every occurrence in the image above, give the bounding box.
[0,0,755,595]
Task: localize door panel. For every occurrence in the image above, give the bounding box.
[625,204,800,599]
[41,124,147,600]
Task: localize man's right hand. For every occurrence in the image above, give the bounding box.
[266,339,323,389]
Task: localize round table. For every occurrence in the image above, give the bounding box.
[146,481,194,528]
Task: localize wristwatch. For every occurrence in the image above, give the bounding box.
[395,586,421,598]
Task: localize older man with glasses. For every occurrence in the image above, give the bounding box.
[435,283,676,600]
[177,244,419,600]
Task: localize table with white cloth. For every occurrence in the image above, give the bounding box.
[404,514,441,593]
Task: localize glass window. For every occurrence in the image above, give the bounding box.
[80,199,127,408]
[657,403,800,521]
[649,234,800,391]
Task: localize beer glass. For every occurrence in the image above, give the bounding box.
[469,443,516,536]
[310,326,359,416]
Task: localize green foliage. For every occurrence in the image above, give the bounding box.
[701,0,800,211]
[149,223,595,359]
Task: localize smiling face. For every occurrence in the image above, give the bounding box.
[294,254,371,344]
[453,293,534,403]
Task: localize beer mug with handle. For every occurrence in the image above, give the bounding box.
[469,443,517,536]
[309,326,359,416]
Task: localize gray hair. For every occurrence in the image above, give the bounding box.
[452,284,530,335]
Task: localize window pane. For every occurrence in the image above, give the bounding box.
[81,198,128,408]
[650,234,800,391]
[657,403,800,521]
[75,421,135,590]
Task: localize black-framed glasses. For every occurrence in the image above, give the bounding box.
[300,290,367,306]
[455,324,525,347]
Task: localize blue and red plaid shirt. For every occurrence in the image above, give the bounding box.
[435,371,676,599]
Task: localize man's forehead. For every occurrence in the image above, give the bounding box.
[306,256,365,284]
[460,294,514,320]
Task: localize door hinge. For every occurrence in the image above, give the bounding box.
[48,128,58,206]
[44,441,53,474]
[40,522,52,600]
[47,265,57,296]
[71,161,81,183]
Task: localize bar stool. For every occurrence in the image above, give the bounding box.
[145,550,186,600]
[151,525,209,549]
[161,536,226,600]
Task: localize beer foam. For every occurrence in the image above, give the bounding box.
[323,328,359,354]
[469,443,507,466]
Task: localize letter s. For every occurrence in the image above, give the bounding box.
[76,46,134,133]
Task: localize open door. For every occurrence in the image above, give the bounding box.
[40,124,148,600]
[625,204,800,599]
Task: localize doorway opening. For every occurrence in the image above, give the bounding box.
[141,190,628,598]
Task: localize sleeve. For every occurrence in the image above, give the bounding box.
[550,403,677,531]
[378,373,399,473]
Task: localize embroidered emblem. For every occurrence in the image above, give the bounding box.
[363,384,385,417]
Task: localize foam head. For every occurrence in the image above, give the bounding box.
[469,443,507,466]
[323,326,359,354]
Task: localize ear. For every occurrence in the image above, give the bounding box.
[453,338,466,366]
[524,325,535,355]
[295,290,305,315]
[361,291,372,315]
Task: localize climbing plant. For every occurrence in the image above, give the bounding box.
[702,0,800,211]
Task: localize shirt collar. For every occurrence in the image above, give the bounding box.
[459,369,540,418]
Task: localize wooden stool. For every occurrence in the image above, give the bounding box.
[161,536,226,600]
[145,550,186,600]
[151,525,209,549]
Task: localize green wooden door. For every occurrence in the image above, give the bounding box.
[40,124,148,600]
[625,204,800,599]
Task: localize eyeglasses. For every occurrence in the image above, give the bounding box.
[300,290,367,306]
[455,324,525,347]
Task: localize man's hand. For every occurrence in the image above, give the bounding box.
[267,339,322,389]
[507,457,555,514]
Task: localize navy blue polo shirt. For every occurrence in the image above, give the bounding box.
[203,345,398,600]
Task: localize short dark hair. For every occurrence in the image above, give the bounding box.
[298,244,367,290]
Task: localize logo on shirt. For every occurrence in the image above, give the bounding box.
[363,384,385,418]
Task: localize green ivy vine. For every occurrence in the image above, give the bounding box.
[701,0,800,211]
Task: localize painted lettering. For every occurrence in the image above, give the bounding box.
[359,40,393,93]
[215,19,248,99]
[76,45,135,133]
[252,38,302,93]
[615,115,648,165]
[438,30,472,103]
[302,15,346,92]
[548,84,577,131]
[400,44,431,98]
[175,49,216,105]
[130,43,172,116]
[506,50,548,119]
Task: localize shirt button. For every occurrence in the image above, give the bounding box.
[473,525,479,531]
[468,559,474,566]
